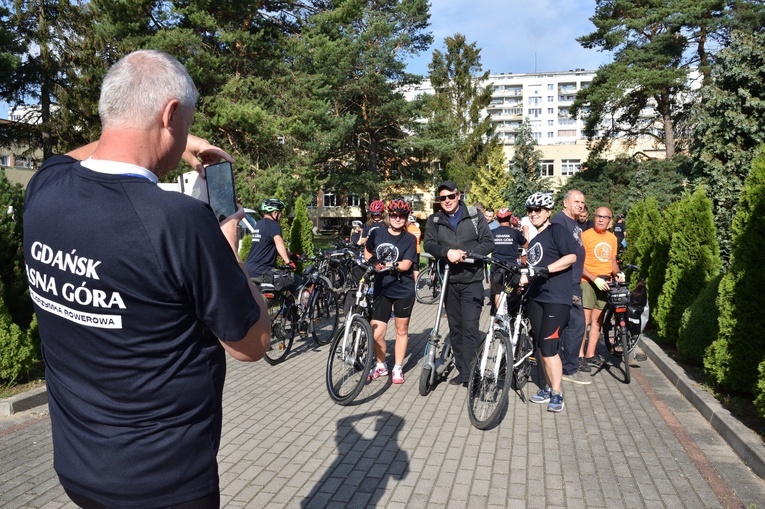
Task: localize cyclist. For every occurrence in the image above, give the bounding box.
[244,198,296,280]
[364,199,418,384]
[406,214,422,280]
[580,207,623,366]
[521,192,578,412]
[490,207,527,311]
[423,181,495,387]
[358,199,386,246]
[350,220,363,246]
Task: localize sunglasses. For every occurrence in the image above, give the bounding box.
[438,192,458,202]
[526,207,544,213]
[594,214,612,220]
[389,214,407,219]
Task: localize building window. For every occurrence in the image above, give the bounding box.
[561,159,581,176]
[527,96,541,105]
[532,132,541,140]
[508,106,523,115]
[540,160,554,177]
[0,155,8,166]
[528,108,542,118]
[323,191,338,207]
[558,129,577,137]
[548,96,554,102]
[347,194,360,207]
[548,120,554,126]
[547,132,554,138]
[547,108,554,114]
[547,83,554,90]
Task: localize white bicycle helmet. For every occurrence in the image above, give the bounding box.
[525,192,554,210]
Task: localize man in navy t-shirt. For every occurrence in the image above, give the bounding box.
[23,50,270,509]
[244,198,294,278]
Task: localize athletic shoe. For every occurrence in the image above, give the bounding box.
[530,386,552,404]
[562,372,591,385]
[586,355,604,368]
[578,357,592,373]
[448,374,464,386]
[548,392,565,412]
[392,367,404,384]
[367,365,388,381]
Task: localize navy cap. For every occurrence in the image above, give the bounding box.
[437,180,458,193]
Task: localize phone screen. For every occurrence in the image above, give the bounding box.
[205,161,237,222]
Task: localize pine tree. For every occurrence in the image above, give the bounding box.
[505,119,543,213]
[655,188,720,345]
[289,196,314,271]
[469,144,508,211]
[705,148,765,393]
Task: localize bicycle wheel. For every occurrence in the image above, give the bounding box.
[264,294,295,365]
[326,315,374,405]
[309,283,340,346]
[601,307,618,357]
[324,264,346,292]
[467,330,512,430]
[415,266,442,305]
[620,327,631,384]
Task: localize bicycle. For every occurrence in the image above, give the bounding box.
[326,260,393,405]
[419,257,473,396]
[254,265,340,365]
[465,254,536,429]
[600,264,647,384]
[414,252,443,305]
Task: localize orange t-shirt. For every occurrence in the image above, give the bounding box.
[406,224,421,253]
[581,228,617,280]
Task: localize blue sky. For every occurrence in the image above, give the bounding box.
[1,1,610,119]
[405,0,612,76]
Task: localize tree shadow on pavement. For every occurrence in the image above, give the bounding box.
[300,410,409,508]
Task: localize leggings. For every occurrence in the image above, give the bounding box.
[526,300,571,358]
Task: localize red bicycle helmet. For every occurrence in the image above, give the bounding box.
[369,199,385,215]
[387,198,411,215]
[496,207,512,220]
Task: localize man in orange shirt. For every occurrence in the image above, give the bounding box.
[406,214,422,280]
[580,206,623,367]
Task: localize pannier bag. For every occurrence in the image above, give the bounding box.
[627,280,649,336]
[254,269,294,292]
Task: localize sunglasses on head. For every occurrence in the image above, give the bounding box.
[438,192,458,202]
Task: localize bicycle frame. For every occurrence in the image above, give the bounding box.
[422,261,451,387]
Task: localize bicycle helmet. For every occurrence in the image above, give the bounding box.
[496,207,512,220]
[387,198,411,215]
[369,199,385,215]
[408,214,417,223]
[351,220,363,228]
[262,198,286,213]
[525,192,554,210]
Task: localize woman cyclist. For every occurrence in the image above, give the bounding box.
[358,199,386,246]
[521,192,578,413]
[364,199,417,384]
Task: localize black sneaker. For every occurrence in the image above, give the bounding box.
[449,374,464,386]
[585,356,604,368]
[578,357,592,373]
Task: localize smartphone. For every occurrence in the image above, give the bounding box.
[204,161,238,222]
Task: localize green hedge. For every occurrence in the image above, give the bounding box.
[705,150,765,393]
[677,274,722,364]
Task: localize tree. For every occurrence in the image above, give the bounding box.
[0,171,31,327]
[654,188,720,345]
[294,0,432,202]
[505,119,543,213]
[289,196,314,269]
[414,33,494,191]
[468,143,507,212]
[573,0,730,159]
[705,148,765,393]
[690,30,765,263]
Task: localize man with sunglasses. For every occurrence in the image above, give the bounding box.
[423,181,495,387]
[551,189,590,385]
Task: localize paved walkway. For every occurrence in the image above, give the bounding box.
[1,299,764,508]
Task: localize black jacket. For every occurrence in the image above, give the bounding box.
[423,202,495,284]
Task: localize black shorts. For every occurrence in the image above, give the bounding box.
[371,294,415,321]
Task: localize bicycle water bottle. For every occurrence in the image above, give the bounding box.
[300,289,310,308]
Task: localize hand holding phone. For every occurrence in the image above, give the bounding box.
[204,161,238,222]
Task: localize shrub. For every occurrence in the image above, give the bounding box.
[239,234,253,261]
[0,291,37,385]
[655,188,721,346]
[705,149,765,392]
[677,274,722,364]
[646,199,681,340]
[289,196,314,271]
[755,360,765,419]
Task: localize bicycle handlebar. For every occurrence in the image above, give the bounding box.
[468,253,548,278]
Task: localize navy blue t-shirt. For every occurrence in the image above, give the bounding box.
[244,217,283,278]
[366,227,416,299]
[525,222,579,305]
[551,211,585,296]
[492,225,526,264]
[23,156,260,509]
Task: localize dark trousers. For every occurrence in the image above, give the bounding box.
[65,489,220,509]
[560,300,585,375]
[445,279,484,380]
